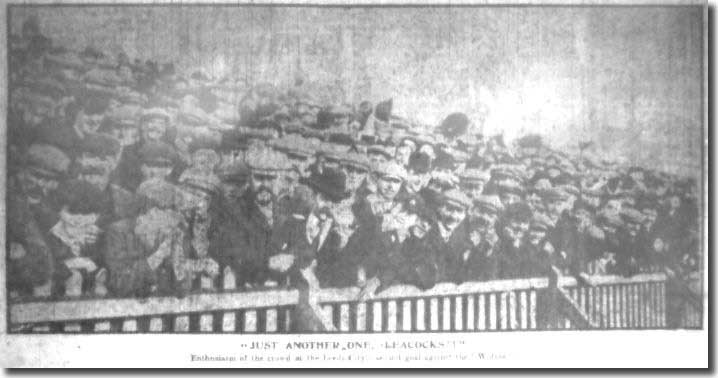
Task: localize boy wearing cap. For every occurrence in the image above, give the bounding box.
[462,195,503,282]
[345,161,410,295]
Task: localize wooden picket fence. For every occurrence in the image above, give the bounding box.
[9,269,701,333]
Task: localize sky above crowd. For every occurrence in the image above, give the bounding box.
[10,5,704,177]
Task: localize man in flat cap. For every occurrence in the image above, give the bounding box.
[74,132,121,192]
[211,148,293,289]
[345,161,411,296]
[384,188,472,291]
[7,144,71,298]
[459,167,490,200]
[494,202,533,279]
[461,195,504,282]
[519,213,557,278]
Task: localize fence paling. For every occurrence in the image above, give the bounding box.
[11,273,673,333]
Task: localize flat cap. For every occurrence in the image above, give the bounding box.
[459,168,491,183]
[245,147,293,173]
[140,107,171,123]
[341,151,371,171]
[221,156,250,178]
[530,213,554,231]
[366,144,395,159]
[440,188,472,209]
[136,178,180,209]
[620,208,646,225]
[473,195,504,214]
[540,187,568,202]
[373,161,407,181]
[179,169,221,196]
[25,143,71,179]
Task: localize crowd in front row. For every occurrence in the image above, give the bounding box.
[7,18,700,303]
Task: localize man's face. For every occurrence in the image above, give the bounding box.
[602,199,622,218]
[469,207,498,235]
[140,163,173,181]
[395,145,412,166]
[343,165,368,192]
[250,172,278,206]
[575,208,592,231]
[499,192,521,207]
[368,153,388,166]
[179,186,211,218]
[77,153,118,191]
[642,208,657,228]
[106,126,139,147]
[220,180,248,202]
[142,117,167,142]
[669,195,681,210]
[406,171,429,193]
[626,221,641,239]
[503,219,529,245]
[377,175,402,200]
[630,171,644,182]
[21,99,52,127]
[527,228,546,247]
[527,193,543,212]
[20,170,58,204]
[59,208,100,246]
[219,150,243,169]
[79,113,105,133]
[461,180,485,200]
[583,194,601,209]
[438,202,466,229]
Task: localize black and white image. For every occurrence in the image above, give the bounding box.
[1,2,706,346]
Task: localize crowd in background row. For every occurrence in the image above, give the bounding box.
[7,17,700,304]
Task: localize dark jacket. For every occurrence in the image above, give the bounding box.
[209,196,283,287]
[384,220,471,290]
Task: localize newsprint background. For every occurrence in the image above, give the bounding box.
[0,0,709,368]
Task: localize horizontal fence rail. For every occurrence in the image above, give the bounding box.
[8,272,700,333]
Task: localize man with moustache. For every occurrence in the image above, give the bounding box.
[211,148,293,288]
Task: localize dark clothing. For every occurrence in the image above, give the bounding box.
[382,221,471,290]
[102,218,156,297]
[461,237,500,282]
[209,196,282,287]
[110,143,143,192]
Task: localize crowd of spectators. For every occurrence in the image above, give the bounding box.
[7,17,700,305]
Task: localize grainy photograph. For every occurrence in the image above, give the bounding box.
[0,0,708,368]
